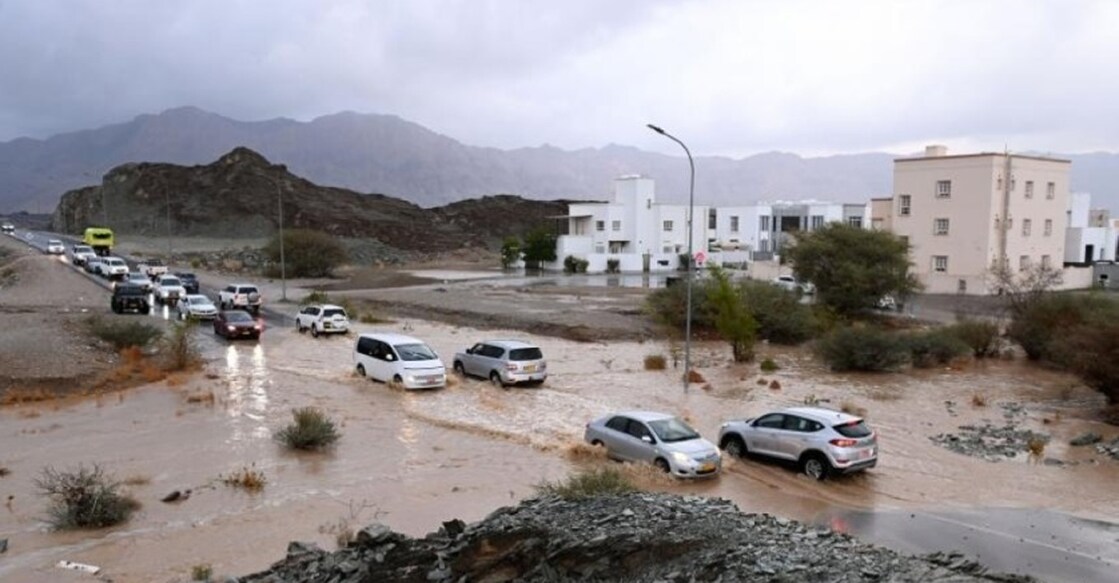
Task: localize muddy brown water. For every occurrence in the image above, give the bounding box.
[2,320,1119,582]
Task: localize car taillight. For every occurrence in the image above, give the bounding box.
[227,326,236,332]
[506,363,518,371]
[829,438,859,448]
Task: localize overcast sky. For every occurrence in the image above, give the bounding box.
[1,0,1116,157]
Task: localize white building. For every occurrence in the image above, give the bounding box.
[1065,192,1118,264]
[550,176,864,273]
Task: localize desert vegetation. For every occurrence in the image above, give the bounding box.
[535,466,638,500]
[36,464,140,529]
[222,465,267,492]
[275,407,341,450]
[265,228,347,278]
[87,316,161,350]
[163,321,202,371]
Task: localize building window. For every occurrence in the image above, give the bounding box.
[997,177,1003,191]
[1044,219,1052,236]
[759,216,771,232]
[847,216,863,228]
[595,220,604,232]
[933,255,948,272]
[730,216,739,232]
[898,195,911,216]
[663,220,673,232]
[609,241,625,254]
[1047,182,1055,199]
[1025,181,1034,199]
[662,245,673,253]
[1010,178,1016,191]
[958,279,967,293]
[934,218,949,236]
[1019,255,1030,271]
[1022,218,1031,236]
[611,220,621,232]
[811,215,824,230]
[708,210,716,229]
[594,243,605,253]
[936,180,952,198]
[1041,255,1052,269]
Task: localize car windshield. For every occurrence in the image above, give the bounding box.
[225,312,254,323]
[49,240,61,245]
[508,347,543,361]
[161,278,181,286]
[147,259,163,265]
[833,420,873,438]
[188,295,211,304]
[107,259,124,266]
[322,308,347,318]
[129,273,148,280]
[177,273,196,280]
[74,246,92,253]
[239,286,259,294]
[648,417,701,443]
[395,343,437,361]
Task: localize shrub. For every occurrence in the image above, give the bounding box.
[606,258,621,273]
[705,265,757,362]
[276,407,341,450]
[521,228,558,266]
[815,326,910,372]
[563,255,589,274]
[264,229,348,278]
[163,322,201,372]
[301,290,331,305]
[535,466,637,500]
[644,354,667,370]
[739,280,820,345]
[500,236,522,269]
[945,319,1001,358]
[759,358,779,372]
[1054,320,1119,405]
[1007,294,1113,361]
[905,329,969,368]
[191,564,213,581]
[222,465,267,491]
[35,465,139,529]
[87,317,162,350]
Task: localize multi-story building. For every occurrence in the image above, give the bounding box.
[888,145,1072,294]
[1065,192,1118,264]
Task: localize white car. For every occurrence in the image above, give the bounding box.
[295,304,350,337]
[138,259,168,278]
[773,275,815,295]
[584,411,722,478]
[71,245,97,266]
[98,257,129,278]
[353,333,446,390]
[178,294,219,320]
[153,274,187,306]
[46,239,65,254]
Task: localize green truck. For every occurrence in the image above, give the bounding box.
[83,227,114,256]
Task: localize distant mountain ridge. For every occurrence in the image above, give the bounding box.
[3,106,1119,213]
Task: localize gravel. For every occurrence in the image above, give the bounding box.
[238,493,1035,583]
[1096,437,1119,460]
[930,423,1049,462]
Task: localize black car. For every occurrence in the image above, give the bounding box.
[111,284,151,314]
[213,310,262,340]
[175,272,200,294]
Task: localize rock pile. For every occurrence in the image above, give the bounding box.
[240,493,1034,582]
[930,423,1049,462]
[1096,436,1119,460]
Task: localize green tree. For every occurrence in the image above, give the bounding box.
[264,229,347,278]
[784,223,919,317]
[500,236,522,269]
[705,265,758,362]
[521,227,557,266]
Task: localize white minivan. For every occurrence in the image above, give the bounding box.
[353,333,446,390]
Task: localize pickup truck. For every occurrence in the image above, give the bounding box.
[110,284,151,314]
[138,259,168,278]
[218,283,263,315]
[71,245,97,266]
[153,274,187,307]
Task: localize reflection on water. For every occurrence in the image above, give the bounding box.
[224,343,270,443]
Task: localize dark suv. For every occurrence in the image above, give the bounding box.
[111,284,151,315]
[175,272,200,294]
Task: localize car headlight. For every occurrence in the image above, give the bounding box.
[671,451,691,465]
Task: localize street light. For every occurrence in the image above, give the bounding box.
[275,180,287,302]
[647,123,695,394]
[165,189,173,260]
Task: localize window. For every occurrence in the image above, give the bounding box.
[933,255,948,272]
[1041,255,1052,269]
[934,218,949,236]
[759,216,771,232]
[1019,255,1030,271]
[847,216,863,228]
[730,216,739,232]
[1022,219,1031,236]
[997,177,1003,191]
[1044,219,1052,236]
[606,416,629,432]
[898,195,911,216]
[958,279,967,293]
[708,210,716,229]
[1010,178,1016,191]
[611,220,621,232]
[662,220,673,232]
[662,245,673,253]
[811,215,824,230]
[595,220,604,232]
[936,180,952,198]
[753,414,785,429]
[1025,181,1034,198]
[594,243,605,253]
[1047,182,1055,199]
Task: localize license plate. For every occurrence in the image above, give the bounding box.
[523,365,536,372]
[699,463,716,472]
[857,448,874,459]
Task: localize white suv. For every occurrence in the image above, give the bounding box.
[295,304,350,337]
[218,283,263,314]
[153,274,187,306]
[98,257,129,278]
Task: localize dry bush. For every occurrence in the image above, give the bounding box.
[186,391,216,405]
[121,474,151,486]
[140,362,167,383]
[359,312,393,324]
[768,380,782,390]
[564,441,607,462]
[970,393,988,407]
[87,317,162,350]
[1027,437,1047,461]
[0,466,10,477]
[191,564,213,581]
[759,358,780,372]
[535,466,638,500]
[318,499,385,549]
[619,461,676,489]
[275,407,341,450]
[222,465,266,492]
[163,322,202,372]
[756,378,768,386]
[0,388,54,405]
[36,464,140,529]
[644,354,667,371]
[686,369,706,384]
[121,346,144,367]
[840,401,868,418]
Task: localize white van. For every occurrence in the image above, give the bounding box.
[353,333,446,390]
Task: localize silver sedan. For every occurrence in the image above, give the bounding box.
[584,411,721,478]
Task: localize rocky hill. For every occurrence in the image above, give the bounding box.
[241,493,1033,583]
[50,148,568,254]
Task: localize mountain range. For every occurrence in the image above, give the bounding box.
[3,106,1119,213]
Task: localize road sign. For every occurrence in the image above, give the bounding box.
[694,251,706,264]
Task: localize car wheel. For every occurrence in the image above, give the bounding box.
[391,375,404,389]
[252,306,260,316]
[654,458,671,473]
[311,326,319,338]
[590,439,604,447]
[489,371,505,388]
[356,364,366,377]
[721,435,747,458]
[803,454,830,481]
[453,361,465,376]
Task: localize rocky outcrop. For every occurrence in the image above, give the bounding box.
[240,494,1034,583]
[50,148,568,254]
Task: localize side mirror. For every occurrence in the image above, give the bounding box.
[641,435,654,444]
[385,354,395,362]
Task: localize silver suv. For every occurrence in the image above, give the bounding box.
[718,406,877,480]
[584,411,721,478]
[453,339,547,387]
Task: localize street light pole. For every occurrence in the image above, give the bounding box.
[165,190,173,260]
[276,181,287,302]
[647,124,695,394]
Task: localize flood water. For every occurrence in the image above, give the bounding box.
[2,319,1118,582]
